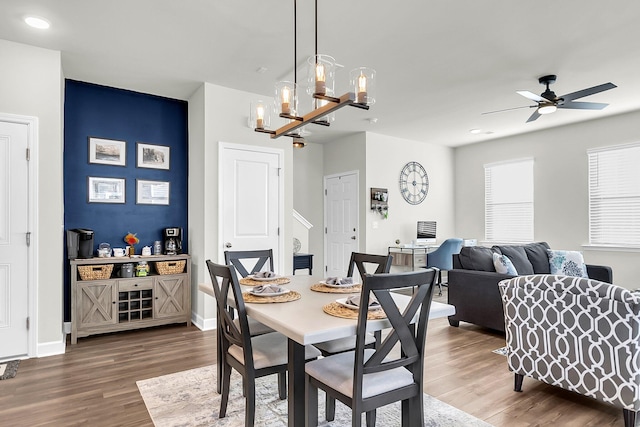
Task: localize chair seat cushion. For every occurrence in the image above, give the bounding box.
[305,349,415,399]
[233,317,274,336]
[229,332,321,370]
[313,333,376,354]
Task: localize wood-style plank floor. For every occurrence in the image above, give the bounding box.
[0,300,625,426]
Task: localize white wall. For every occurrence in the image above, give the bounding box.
[455,110,640,288]
[365,133,456,255]
[0,40,64,352]
[188,82,294,326]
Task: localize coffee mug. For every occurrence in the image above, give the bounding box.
[113,248,125,257]
[141,246,152,256]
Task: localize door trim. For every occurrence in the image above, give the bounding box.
[0,112,38,359]
[323,170,360,278]
[218,142,285,273]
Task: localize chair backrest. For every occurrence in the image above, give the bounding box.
[347,252,393,278]
[500,274,640,410]
[206,260,254,369]
[426,238,463,270]
[353,269,437,400]
[224,249,274,278]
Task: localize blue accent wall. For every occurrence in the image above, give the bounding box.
[63,80,188,321]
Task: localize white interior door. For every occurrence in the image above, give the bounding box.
[220,143,283,273]
[324,172,358,278]
[0,120,29,360]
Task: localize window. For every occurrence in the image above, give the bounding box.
[484,158,534,243]
[588,143,640,246]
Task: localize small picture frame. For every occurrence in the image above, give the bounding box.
[88,137,127,166]
[136,179,170,205]
[87,177,126,203]
[137,142,170,170]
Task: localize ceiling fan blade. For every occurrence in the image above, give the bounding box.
[560,82,617,102]
[558,101,609,110]
[517,90,546,103]
[526,109,541,123]
[481,105,534,115]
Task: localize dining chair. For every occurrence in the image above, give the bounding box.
[206,260,321,427]
[305,268,438,427]
[425,238,463,295]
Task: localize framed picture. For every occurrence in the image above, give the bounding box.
[87,177,126,203]
[136,179,170,205]
[88,137,127,166]
[137,142,170,170]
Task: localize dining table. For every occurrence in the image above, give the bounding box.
[200,274,456,427]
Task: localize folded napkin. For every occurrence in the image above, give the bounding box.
[345,295,380,309]
[325,277,354,286]
[252,271,276,278]
[252,284,283,294]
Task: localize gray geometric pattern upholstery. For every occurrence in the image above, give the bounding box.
[499,275,640,411]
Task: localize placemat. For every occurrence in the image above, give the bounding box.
[310,283,362,293]
[322,302,387,320]
[239,277,291,286]
[242,290,301,303]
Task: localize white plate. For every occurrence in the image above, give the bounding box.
[249,275,281,282]
[335,297,381,311]
[320,280,359,288]
[249,287,290,297]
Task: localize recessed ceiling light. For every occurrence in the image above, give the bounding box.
[368,118,378,124]
[24,16,50,29]
[469,128,482,134]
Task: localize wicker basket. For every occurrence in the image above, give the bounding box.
[155,260,186,275]
[78,264,114,281]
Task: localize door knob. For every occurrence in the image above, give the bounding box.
[351,236,356,240]
[225,242,233,248]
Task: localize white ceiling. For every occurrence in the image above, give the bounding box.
[2,0,639,147]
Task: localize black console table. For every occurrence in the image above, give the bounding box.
[293,253,313,275]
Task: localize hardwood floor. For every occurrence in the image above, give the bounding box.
[0,298,626,426]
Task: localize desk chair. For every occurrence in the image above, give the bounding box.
[425,238,463,295]
[306,269,438,427]
[206,260,320,427]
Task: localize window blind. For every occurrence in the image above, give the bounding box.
[588,143,640,246]
[485,159,534,243]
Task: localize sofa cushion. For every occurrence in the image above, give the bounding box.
[547,249,589,278]
[492,245,534,275]
[493,253,518,275]
[524,242,551,274]
[458,246,496,272]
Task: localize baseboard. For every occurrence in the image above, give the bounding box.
[191,312,216,331]
[37,339,66,358]
[63,322,71,334]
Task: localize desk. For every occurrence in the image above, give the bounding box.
[199,275,455,427]
[388,245,439,270]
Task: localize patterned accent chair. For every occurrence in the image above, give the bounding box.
[499,275,640,427]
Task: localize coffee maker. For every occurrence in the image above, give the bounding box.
[163,227,183,255]
[67,228,94,259]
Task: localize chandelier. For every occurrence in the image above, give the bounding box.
[250,0,376,147]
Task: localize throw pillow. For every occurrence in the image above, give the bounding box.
[524,242,551,274]
[493,253,518,275]
[492,245,534,275]
[546,249,589,278]
[458,246,496,272]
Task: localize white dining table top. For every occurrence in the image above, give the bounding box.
[199,274,455,346]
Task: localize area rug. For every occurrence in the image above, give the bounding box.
[492,346,508,356]
[0,360,20,380]
[137,365,493,427]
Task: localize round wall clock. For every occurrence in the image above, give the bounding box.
[399,161,429,205]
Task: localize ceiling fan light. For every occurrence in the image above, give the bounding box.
[292,136,306,148]
[538,104,557,115]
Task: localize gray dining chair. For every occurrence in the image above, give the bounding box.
[305,268,438,427]
[206,260,321,427]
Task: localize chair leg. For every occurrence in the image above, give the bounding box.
[278,371,287,400]
[401,396,422,427]
[514,373,524,392]
[366,409,376,427]
[623,408,637,427]
[326,394,336,421]
[306,375,318,427]
[245,377,256,427]
[219,362,232,418]
[352,410,362,427]
[437,270,442,296]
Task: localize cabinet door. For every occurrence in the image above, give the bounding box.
[154,275,187,318]
[77,280,117,328]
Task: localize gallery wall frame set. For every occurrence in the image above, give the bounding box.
[136,179,170,205]
[88,137,127,166]
[136,142,170,170]
[87,176,126,203]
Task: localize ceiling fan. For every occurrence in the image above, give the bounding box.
[483,75,617,122]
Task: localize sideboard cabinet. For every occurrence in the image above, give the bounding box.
[70,254,191,344]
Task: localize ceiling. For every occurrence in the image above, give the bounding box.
[1,0,639,147]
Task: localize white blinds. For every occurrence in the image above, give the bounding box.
[588,143,640,246]
[485,159,534,243]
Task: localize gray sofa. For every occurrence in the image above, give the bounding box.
[447,242,613,332]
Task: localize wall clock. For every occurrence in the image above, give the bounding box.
[399,161,429,205]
